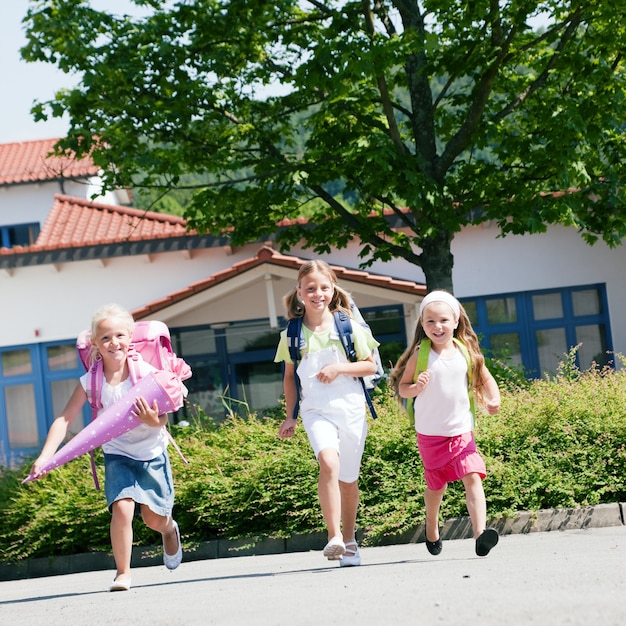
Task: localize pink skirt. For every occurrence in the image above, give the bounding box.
[417,432,486,491]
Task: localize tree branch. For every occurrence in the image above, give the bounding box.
[495,7,585,121]
[310,183,422,266]
[361,0,407,154]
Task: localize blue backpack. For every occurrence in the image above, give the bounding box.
[286,303,383,421]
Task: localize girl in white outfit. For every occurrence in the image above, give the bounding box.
[276,260,379,567]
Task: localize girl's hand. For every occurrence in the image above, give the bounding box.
[132,397,161,427]
[415,370,430,394]
[398,369,429,398]
[315,364,340,384]
[278,418,298,439]
[30,455,50,479]
[484,397,500,415]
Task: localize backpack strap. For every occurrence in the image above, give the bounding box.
[407,339,431,429]
[86,360,104,490]
[333,311,378,420]
[286,318,303,421]
[164,428,189,464]
[126,349,141,385]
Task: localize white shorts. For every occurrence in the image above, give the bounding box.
[302,413,368,483]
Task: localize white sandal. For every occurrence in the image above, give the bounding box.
[340,540,361,567]
[110,577,132,592]
[163,520,183,570]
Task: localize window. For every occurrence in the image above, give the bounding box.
[461,285,612,378]
[46,344,86,435]
[0,349,40,459]
[0,341,88,464]
[0,223,40,248]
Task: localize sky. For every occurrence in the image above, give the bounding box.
[1,3,71,143]
[1,1,145,144]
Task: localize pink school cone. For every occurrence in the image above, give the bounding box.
[22,370,185,484]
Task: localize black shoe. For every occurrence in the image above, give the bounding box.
[425,533,443,556]
[475,528,499,557]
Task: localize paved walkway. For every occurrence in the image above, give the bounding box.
[1,525,625,625]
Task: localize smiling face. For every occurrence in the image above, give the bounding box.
[92,316,132,367]
[421,301,459,349]
[297,269,334,316]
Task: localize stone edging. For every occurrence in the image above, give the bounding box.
[2,502,623,582]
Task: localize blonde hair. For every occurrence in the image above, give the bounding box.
[88,303,135,367]
[283,260,352,320]
[389,291,489,407]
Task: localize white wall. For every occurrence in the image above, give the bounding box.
[1,243,264,346]
[1,182,60,227]
[0,176,126,231]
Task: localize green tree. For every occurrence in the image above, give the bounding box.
[22,0,626,291]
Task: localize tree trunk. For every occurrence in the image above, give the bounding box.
[419,231,455,293]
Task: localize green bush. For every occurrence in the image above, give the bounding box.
[2,353,626,564]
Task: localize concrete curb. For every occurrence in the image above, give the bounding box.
[1,502,623,582]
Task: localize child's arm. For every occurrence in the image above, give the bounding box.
[317,354,376,383]
[31,383,87,477]
[397,349,430,399]
[278,362,298,439]
[480,367,501,415]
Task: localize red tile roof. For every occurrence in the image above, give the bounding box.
[0,194,190,256]
[38,195,188,247]
[132,245,426,319]
[0,138,99,185]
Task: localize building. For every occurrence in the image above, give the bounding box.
[1,139,623,465]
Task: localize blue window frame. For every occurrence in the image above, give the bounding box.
[0,341,86,466]
[0,222,40,248]
[461,284,612,378]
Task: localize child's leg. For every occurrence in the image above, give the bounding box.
[424,486,446,542]
[339,479,359,543]
[110,498,135,580]
[463,472,499,556]
[317,448,342,539]
[141,506,180,556]
[462,472,487,538]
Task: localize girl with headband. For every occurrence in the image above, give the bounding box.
[390,290,501,557]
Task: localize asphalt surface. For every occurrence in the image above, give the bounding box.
[1,525,625,625]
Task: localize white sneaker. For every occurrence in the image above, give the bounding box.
[323,536,346,560]
[340,541,361,567]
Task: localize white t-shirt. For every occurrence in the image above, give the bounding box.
[80,360,168,461]
[412,346,473,437]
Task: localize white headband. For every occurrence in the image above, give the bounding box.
[419,291,461,319]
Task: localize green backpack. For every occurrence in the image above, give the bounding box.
[407,338,475,428]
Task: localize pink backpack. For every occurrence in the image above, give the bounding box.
[76,320,192,488]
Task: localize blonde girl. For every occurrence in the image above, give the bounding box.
[31,303,182,591]
[275,260,379,567]
[390,291,501,557]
